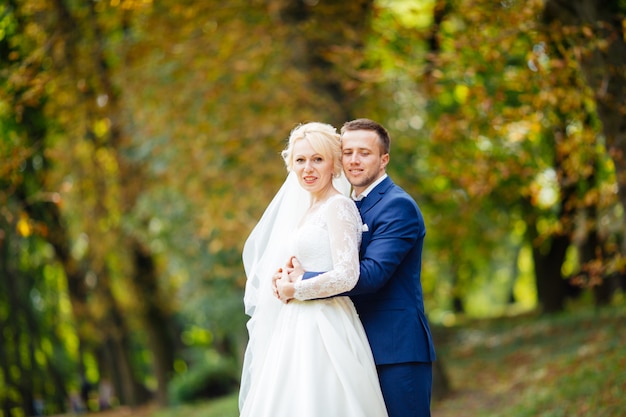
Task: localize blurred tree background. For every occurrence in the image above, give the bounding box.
[1,0,624,416]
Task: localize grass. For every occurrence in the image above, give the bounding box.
[90,301,626,417]
[432,301,626,417]
[150,395,239,417]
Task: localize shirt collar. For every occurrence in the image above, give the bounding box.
[352,173,388,201]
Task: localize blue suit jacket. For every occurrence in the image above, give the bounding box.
[305,176,436,365]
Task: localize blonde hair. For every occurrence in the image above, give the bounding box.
[281,122,342,177]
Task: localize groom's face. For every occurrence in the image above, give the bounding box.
[341,129,389,196]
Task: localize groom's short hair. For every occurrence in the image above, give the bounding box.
[341,118,390,155]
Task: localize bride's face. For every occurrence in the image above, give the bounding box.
[292,139,334,198]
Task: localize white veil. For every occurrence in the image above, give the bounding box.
[239,170,351,410]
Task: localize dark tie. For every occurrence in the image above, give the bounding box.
[355,198,364,209]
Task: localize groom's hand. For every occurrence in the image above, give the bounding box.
[287,257,305,282]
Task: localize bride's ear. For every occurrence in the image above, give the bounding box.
[333,164,343,178]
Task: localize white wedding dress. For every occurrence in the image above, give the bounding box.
[239,174,388,417]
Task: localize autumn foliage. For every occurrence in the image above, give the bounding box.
[0,0,624,415]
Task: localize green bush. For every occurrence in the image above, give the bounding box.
[168,357,239,405]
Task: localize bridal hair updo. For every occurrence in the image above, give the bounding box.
[281,122,343,177]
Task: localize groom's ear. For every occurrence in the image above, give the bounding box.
[381,153,389,169]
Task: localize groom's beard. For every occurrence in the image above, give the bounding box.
[344,169,380,190]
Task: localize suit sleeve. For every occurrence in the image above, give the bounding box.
[344,195,423,296]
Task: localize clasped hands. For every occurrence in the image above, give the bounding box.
[272,256,304,304]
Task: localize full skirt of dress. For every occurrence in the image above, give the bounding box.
[239,296,388,417]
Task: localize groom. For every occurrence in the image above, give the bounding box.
[283,118,436,417]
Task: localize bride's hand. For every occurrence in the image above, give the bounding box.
[276,270,295,303]
[287,257,305,282]
[272,267,283,297]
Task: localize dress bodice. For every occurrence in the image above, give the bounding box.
[293,194,362,300]
[296,209,335,273]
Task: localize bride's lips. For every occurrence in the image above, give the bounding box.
[303,176,317,184]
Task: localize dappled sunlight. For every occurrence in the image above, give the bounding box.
[432,304,626,417]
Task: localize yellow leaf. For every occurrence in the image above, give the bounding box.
[454,84,470,104]
[17,213,31,237]
[93,118,111,138]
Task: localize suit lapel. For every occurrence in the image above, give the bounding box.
[359,177,393,215]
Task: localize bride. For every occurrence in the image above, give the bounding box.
[239,122,388,417]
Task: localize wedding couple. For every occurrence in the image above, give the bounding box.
[239,119,436,417]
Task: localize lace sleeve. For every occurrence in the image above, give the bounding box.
[293,197,362,300]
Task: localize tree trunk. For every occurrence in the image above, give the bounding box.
[524,174,576,313]
[95,270,145,406]
[532,236,570,313]
[0,234,20,417]
[277,0,375,126]
[543,0,626,253]
[85,0,179,403]
[11,87,98,414]
[48,0,179,405]
[450,262,465,314]
[131,241,177,406]
[578,198,621,306]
